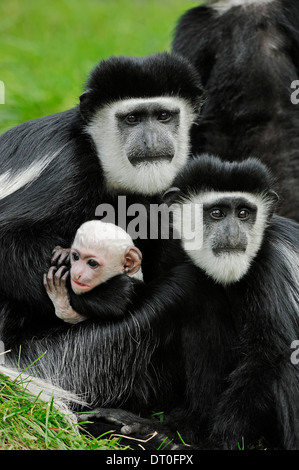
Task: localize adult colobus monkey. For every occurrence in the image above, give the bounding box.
[164,155,299,449]
[84,155,299,450]
[172,0,299,221]
[0,52,203,348]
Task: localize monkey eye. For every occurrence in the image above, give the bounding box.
[87,259,100,268]
[158,111,171,122]
[210,209,225,219]
[125,114,140,125]
[238,209,250,220]
[72,252,79,261]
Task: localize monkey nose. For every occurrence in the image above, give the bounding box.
[143,130,158,150]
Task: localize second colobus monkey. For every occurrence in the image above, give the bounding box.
[0,52,203,348]
[85,155,299,449]
[163,155,299,449]
[44,220,143,324]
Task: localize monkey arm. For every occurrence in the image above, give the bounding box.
[49,296,86,325]
[68,274,140,322]
[44,260,142,323]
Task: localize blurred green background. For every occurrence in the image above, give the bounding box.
[0,0,200,134]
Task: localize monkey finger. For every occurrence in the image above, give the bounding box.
[44,268,56,292]
[51,246,63,265]
[47,266,58,289]
[52,247,70,267]
[56,251,70,267]
[43,273,51,293]
[54,265,69,287]
[61,270,70,286]
[58,267,70,288]
[61,251,70,266]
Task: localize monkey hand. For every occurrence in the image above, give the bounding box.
[43,266,86,324]
[44,265,70,308]
[51,245,70,267]
[77,408,189,450]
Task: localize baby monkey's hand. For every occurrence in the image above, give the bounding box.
[51,246,71,267]
[44,266,86,324]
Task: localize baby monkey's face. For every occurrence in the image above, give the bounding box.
[70,245,124,295]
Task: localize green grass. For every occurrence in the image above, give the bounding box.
[0,0,199,133]
[0,372,129,450]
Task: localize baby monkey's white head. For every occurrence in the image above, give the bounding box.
[165,155,278,285]
[70,220,143,295]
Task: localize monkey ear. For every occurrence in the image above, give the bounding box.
[267,190,279,217]
[123,246,142,276]
[79,89,92,121]
[269,190,279,203]
[162,187,181,199]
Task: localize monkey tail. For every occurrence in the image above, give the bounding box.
[0,365,87,427]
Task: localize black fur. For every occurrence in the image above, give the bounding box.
[0,52,201,348]
[0,52,202,445]
[171,154,276,195]
[80,53,203,120]
[67,274,140,322]
[172,0,299,221]
[6,260,194,418]
[161,156,299,449]
[42,155,299,450]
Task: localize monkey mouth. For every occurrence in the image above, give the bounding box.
[213,247,246,256]
[71,279,91,291]
[129,155,173,166]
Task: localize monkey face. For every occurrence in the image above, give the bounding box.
[85,97,197,195]
[70,246,123,294]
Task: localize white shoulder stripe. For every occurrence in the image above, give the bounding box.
[0,146,65,200]
[209,0,274,15]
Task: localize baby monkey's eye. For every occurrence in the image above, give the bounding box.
[87,259,100,268]
[72,252,79,261]
[238,209,250,220]
[210,209,225,219]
